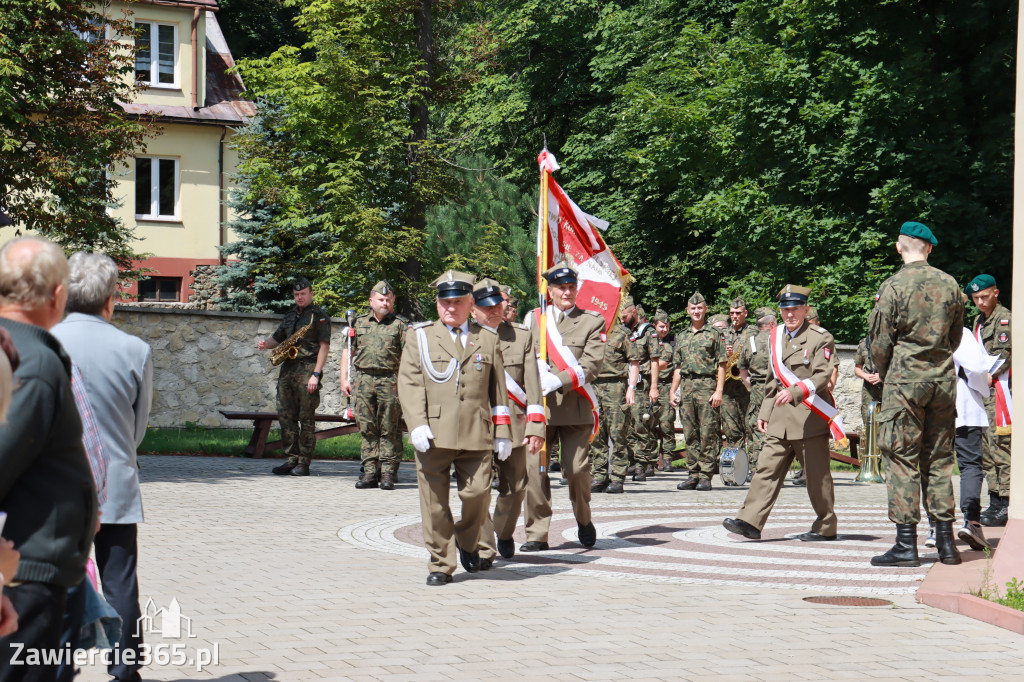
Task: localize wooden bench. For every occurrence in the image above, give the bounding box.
[219,410,359,458]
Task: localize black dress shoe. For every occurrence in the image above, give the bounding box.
[723,518,761,540]
[426,572,452,586]
[479,558,493,571]
[355,472,379,489]
[272,461,296,475]
[290,463,310,476]
[496,538,515,559]
[795,531,838,542]
[578,522,597,548]
[380,472,395,490]
[519,541,549,552]
[606,480,624,494]
[455,540,480,573]
[549,461,561,472]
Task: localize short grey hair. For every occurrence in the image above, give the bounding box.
[0,236,69,309]
[66,252,119,315]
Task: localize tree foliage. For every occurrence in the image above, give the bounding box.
[216,0,305,60]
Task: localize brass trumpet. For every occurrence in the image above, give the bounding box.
[855,400,885,483]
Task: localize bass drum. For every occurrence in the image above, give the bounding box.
[720,447,749,487]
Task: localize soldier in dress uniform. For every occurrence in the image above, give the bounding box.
[722,297,756,472]
[340,280,408,490]
[669,294,726,491]
[723,285,839,541]
[590,308,639,494]
[622,297,661,473]
[521,264,605,551]
[869,222,964,567]
[473,279,546,566]
[397,270,513,585]
[965,273,1012,527]
[737,307,776,475]
[258,277,331,476]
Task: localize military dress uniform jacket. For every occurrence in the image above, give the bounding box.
[497,320,546,444]
[529,306,606,426]
[973,303,1012,377]
[758,322,837,440]
[398,320,512,450]
[351,311,407,372]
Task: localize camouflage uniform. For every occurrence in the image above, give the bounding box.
[273,304,331,466]
[854,337,884,428]
[737,323,772,467]
[722,318,756,457]
[351,309,408,476]
[972,302,1012,496]
[673,324,726,481]
[626,319,660,468]
[869,261,964,524]
[591,323,638,483]
[651,331,677,467]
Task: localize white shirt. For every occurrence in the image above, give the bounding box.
[447,321,469,348]
[953,328,991,429]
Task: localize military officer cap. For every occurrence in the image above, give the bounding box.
[730,296,747,309]
[966,274,997,294]
[899,221,938,246]
[621,295,635,309]
[653,308,670,323]
[473,278,504,307]
[688,292,705,305]
[293,276,313,291]
[543,263,578,284]
[371,280,394,296]
[777,284,811,308]
[430,269,476,299]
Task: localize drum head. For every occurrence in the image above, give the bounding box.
[720,447,748,485]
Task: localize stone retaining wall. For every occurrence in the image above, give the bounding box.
[113,306,868,434]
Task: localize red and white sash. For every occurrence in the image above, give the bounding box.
[975,322,1012,434]
[505,371,546,424]
[536,307,600,436]
[769,327,846,440]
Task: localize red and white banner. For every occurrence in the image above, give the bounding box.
[975,323,1012,434]
[536,307,600,436]
[769,327,846,440]
[537,150,628,332]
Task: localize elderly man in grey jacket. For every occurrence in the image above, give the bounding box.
[52,253,153,682]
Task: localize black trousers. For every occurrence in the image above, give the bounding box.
[94,524,142,682]
[954,426,985,522]
[0,582,68,682]
[55,579,86,682]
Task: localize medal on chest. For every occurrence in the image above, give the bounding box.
[475,353,483,371]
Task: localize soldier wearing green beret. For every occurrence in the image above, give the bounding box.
[721,297,757,478]
[341,279,409,490]
[737,307,776,472]
[621,297,661,475]
[966,273,1012,527]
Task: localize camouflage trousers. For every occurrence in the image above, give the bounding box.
[591,380,632,482]
[651,382,677,462]
[678,377,721,480]
[721,379,750,451]
[353,371,403,475]
[626,377,658,466]
[877,380,957,524]
[277,359,320,465]
[746,382,766,469]
[982,395,1011,496]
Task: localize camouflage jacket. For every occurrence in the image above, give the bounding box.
[672,324,726,379]
[868,261,964,384]
[738,328,771,381]
[351,311,408,372]
[854,337,884,401]
[598,323,638,380]
[972,302,1012,377]
[628,322,659,376]
[654,334,676,383]
[272,304,331,362]
[723,322,755,383]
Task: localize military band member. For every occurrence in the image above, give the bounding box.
[723,285,839,541]
[722,297,756,469]
[966,273,1012,527]
[474,279,546,566]
[869,222,964,567]
[645,310,677,479]
[590,310,639,493]
[669,294,726,491]
[522,265,605,551]
[853,336,883,430]
[622,297,661,473]
[397,271,513,585]
[258,277,331,476]
[340,280,408,490]
[737,307,776,475]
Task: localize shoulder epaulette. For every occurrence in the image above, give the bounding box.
[476,324,498,336]
[510,321,529,331]
[808,324,825,334]
[394,313,409,323]
[411,320,432,330]
[585,309,602,318]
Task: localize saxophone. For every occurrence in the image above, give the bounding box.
[271,318,315,366]
[724,346,743,381]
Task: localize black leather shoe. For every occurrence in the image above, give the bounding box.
[677,477,698,490]
[479,558,493,571]
[981,496,1009,527]
[272,461,296,475]
[792,471,806,486]
[380,472,395,490]
[549,461,561,472]
[519,541,549,552]
[795,531,837,542]
[696,478,712,491]
[578,522,597,548]
[290,463,310,476]
[606,480,624,494]
[591,479,609,493]
[871,523,920,567]
[934,521,962,565]
[455,541,480,573]
[355,471,379,489]
[426,572,452,586]
[723,518,761,540]
[633,467,647,482]
[497,538,515,559]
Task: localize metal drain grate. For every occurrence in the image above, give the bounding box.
[803,596,893,607]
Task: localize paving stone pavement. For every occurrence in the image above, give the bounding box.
[76,456,1024,682]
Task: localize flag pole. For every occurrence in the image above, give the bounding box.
[538,146,550,473]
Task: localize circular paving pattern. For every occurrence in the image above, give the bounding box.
[338,503,931,595]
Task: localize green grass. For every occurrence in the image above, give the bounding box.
[996,578,1024,612]
[139,426,416,460]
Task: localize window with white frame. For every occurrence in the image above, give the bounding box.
[135,22,177,87]
[135,157,179,219]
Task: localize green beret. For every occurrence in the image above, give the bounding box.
[621,295,635,309]
[966,274,997,294]
[688,292,705,305]
[900,221,937,246]
[653,308,670,323]
[730,297,747,309]
[371,280,393,296]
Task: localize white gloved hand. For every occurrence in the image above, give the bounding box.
[494,438,513,461]
[410,425,434,453]
[540,370,562,396]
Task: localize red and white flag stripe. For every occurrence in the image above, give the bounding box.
[536,307,599,436]
[975,323,1012,430]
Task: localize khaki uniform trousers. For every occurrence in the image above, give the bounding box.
[479,444,528,560]
[524,423,593,543]
[736,433,837,536]
[414,447,492,575]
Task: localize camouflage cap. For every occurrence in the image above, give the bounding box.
[653,308,670,323]
[688,292,705,305]
[621,295,635,309]
[807,306,819,321]
[371,280,394,296]
[507,296,519,307]
[710,314,728,327]
[636,304,647,320]
[966,274,997,294]
[754,307,776,320]
[730,296,747,310]
[498,284,512,295]
[293,276,312,292]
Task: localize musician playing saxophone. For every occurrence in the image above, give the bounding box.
[257,277,331,476]
[721,297,756,471]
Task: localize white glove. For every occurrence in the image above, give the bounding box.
[540,370,562,396]
[410,425,434,453]
[494,438,513,461]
